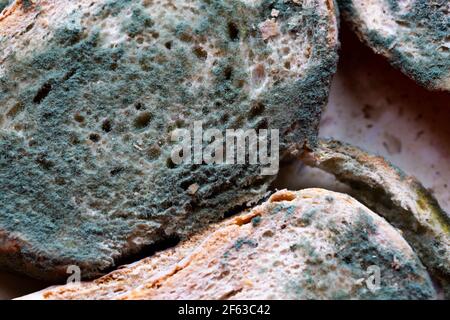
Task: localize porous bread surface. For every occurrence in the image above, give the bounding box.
[0,0,339,280]
[301,139,450,297]
[20,189,436,300]
[339,0,450,91]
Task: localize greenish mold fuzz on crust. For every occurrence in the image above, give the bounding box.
[333,210,434,300]
[338,0,450,89]
[251,216,262,227]
[302,138,450,298]
[0,0,11,12]
[283,204,435,300]
[233,237,258,251]
[0,0,338,280]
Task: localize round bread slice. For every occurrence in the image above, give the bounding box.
[300,139,450,298]
[339,0,450,91]
[19,189,436,300]
[0,1,338,280]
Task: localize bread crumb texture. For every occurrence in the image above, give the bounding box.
[0,0,338,280]
[21,189,436,300]
[339,0,450,91]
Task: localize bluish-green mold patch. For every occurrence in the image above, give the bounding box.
[0,0,338,280]
[339,0,450,89]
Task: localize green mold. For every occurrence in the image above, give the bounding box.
[339,0,450,89]
[0,0,338,280]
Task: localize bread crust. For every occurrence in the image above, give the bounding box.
[19,189,436,300]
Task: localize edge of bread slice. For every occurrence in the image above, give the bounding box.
[339,0,450,91]
[301,139,450,298]
[20,188,436,300]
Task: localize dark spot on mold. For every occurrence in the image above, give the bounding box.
[68,133,80,145]
[35,154,54,170]
[74,113,85,123]
[54,177,66,186]
[33,83,52,104]
[179,178,195,191]
[110,167,124,176]
[134,102,144,110]
[166,157,176,169]
[248,101,265,118]
[89,133,101,142]
[227,22,240,41]
[134,111,152,129]
[101,119,112,132]
[193,46,208,60]
[252,64,265,84]
[147,145,161,160]
[62,68,77,81]
[164,41,172,50]
[224,66,233,80]
[255,118,268,130]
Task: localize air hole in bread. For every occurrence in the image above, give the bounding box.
[89,133,101,142]
[193,46,207,60]
[110,167,124,176]
[101,119,112,132]
[73,113,84,123]
[33,82,52,104]
[166,157,176,169]
[134,111,152,129]
[248,101,265,118]
[227,22,239,41]
[224,66,233,80]
[164,41,172,50]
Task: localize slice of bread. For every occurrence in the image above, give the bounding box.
[0,1,338,280]
[20,189,436,300]
[301,139,450,297]
[339,0,450,91]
